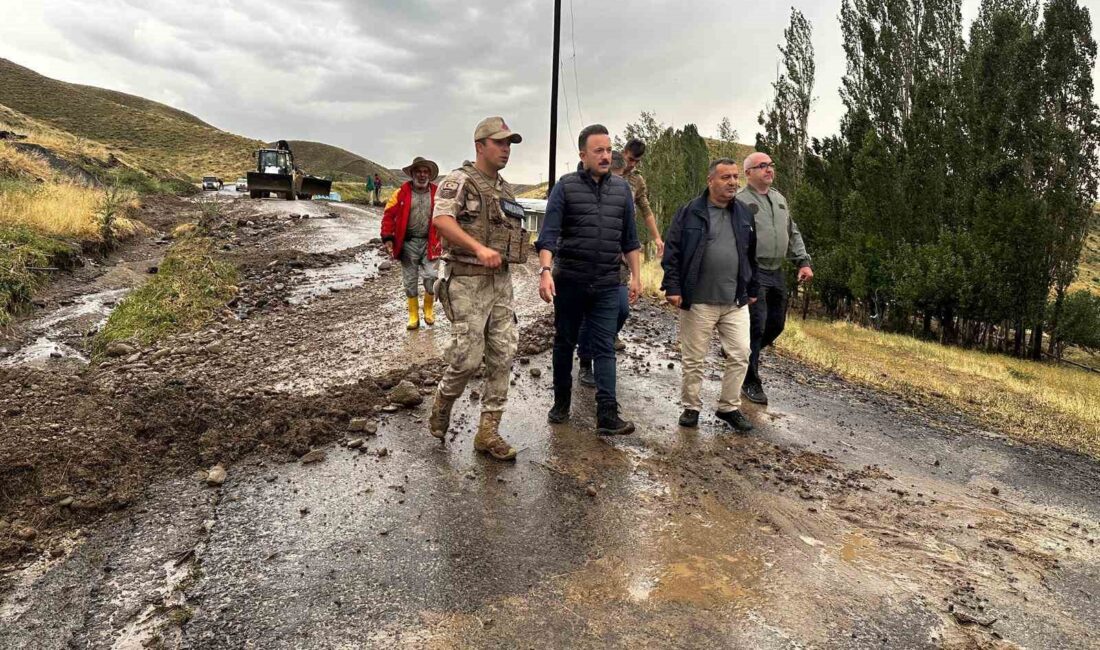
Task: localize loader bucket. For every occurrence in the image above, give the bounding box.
[300,176,332,199]
[246,171,294,197]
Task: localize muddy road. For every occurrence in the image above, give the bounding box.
[1,195,1098,649]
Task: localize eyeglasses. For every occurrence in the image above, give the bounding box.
[749,162,776,171]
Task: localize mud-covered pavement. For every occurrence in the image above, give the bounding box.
[1,195,1098,649]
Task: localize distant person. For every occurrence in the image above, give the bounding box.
[661,159,757,431]
[576,150,631,387]
[373,173,383,205]
[365,174,375,202]
[737,152,813,405]
[429,116,526,461]
[537,124,642,436]
[381,156,441,330]
[622,138,663,257]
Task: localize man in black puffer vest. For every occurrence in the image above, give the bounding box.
[536,124,643,435]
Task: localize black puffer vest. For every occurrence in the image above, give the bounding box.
[553,170,632,287]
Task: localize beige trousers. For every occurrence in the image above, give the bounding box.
[679,302,751,413]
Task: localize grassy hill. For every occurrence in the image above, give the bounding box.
[0,58,393,185]
[1072,206,1100,295]
[275,140,399,185]
[0,58,260,180]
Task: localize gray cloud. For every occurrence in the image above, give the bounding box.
[1,0,1097,182]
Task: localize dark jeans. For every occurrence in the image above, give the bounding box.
[578,285,630,362]
[745,268,788,387]
[553,279,620,405]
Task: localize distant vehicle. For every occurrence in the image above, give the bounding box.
[202,176,222,191]
[235,178,248,192]
[246,140,331,200]
[313,191,342,202]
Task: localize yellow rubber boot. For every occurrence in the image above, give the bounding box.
[406,296,420,330]
[422,293,435,326]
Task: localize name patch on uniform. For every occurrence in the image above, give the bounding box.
[438,179,460,199]
[499,197,526,220]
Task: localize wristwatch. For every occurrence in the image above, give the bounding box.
[539,266,552,275]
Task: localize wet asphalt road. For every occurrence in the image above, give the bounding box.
[1,196,1098,649]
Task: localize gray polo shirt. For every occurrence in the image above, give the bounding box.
[693,203,740,306]
[407,188,431,238]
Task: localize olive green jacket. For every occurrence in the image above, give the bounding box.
[735,186,811,272]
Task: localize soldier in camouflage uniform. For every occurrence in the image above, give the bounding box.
[428,116,527,461]
[622,138,663,257]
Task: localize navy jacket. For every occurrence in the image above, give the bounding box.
[661,190,758,310]
[535,168,640,287]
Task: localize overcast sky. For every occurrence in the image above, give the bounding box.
[1,0,1098,183]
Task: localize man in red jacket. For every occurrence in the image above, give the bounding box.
[381,157,441,329]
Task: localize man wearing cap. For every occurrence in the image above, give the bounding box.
[428,117,527,462]
[381,157,441,330]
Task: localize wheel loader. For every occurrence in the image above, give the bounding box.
[246,140,331,200]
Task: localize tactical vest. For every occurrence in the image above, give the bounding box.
[446,162,528,273]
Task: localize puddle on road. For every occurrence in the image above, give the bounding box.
[286,252,386,305]
[1,287,131,367]
[270,206,382,254]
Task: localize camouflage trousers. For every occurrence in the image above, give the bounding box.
[435,268,517,412]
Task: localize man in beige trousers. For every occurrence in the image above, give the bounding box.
[660,159,759,431]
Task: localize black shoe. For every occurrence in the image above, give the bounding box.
[548,390,571,424]
[715,409,754,432]
[678,409,699,428]
[741,382,768,405]
[578,361,596,387]
[596,401,635,436]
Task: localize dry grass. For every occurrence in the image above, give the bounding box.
[641,258,664,297]
[1070,208,1100,295]
[777,317,1100,459]
[0,182,143,241]
[332,181,393,205]
[0,105,116,164]
[0,141,53,180]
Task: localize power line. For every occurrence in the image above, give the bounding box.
[559,57,575,164]
[568,0,585,125]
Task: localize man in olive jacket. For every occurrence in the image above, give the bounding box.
[661,158,758,431]
[737,152,813,405]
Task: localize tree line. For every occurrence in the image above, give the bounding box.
[622,0,1100,360]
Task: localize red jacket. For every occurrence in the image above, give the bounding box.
[380,182,441,261]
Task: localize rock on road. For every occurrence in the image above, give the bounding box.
[1,194,1098,649]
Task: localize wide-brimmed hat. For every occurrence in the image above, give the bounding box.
[402,156,439,179]
[473,116,522,143]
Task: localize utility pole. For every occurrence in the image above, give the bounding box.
[548,0,561,194]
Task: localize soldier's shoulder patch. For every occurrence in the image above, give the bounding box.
[747,203,759,215]
[779,203,787,210]
[438,179,461,199]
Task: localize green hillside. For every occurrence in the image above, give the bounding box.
[0,58,393,187]
[278,140,399,185]
[1072,206,1100,295]
[0,58,260,179]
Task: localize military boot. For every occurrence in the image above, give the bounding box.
[547,387,571,423]
[596,401,635,436]
[429,391,454,441]
[473,411,517,461]
[577,359,595,387]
